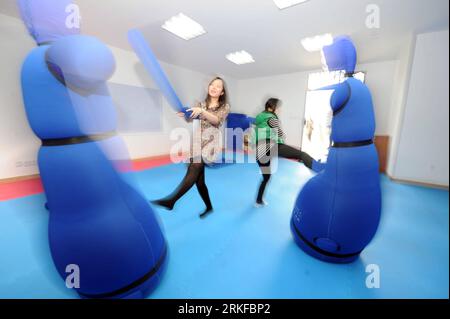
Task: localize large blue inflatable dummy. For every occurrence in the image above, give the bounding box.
[18,0,167,298]
[290,36,381,263]
[226,113,255,152]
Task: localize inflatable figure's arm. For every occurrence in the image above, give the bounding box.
[330,82,351,115]
[46,36,116,91]
[315,82,350,114]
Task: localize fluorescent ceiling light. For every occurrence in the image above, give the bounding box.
[226,51,255,65]
[273,0,308,10]
[301,33,333,52]
[162,13,206,40]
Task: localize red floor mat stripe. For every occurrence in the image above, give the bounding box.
[0,155,176,201]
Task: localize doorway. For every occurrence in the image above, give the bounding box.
[301,71,366,161]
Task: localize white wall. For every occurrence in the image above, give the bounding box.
[0,13,237,179]
[234,60,398,147]
[393,29,449,186]
[386,35,416,176]
[235,72,309,146]
[0,14,39,180]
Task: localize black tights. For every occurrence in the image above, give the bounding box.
[256,143,314,204]
[153,160,213,214]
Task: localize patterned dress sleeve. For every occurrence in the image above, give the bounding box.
[215,103,231,127]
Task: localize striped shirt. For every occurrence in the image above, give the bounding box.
[268,117,285,141]
[256,117,285,161]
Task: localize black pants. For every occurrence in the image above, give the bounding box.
[159,159,212,210]
[256,142,314,203]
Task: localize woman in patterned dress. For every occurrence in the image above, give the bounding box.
[152,77,230,219]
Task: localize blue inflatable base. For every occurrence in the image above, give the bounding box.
[78,246,168,299]
[290,219,360,264]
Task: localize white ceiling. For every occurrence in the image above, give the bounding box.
[1,0,448,79]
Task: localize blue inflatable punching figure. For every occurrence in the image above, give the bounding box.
[290,36,381,263]
[17,0,167,298]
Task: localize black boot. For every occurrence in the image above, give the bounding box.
[300,151,314,170]
[151,198,175,211]
[199,206,213,219]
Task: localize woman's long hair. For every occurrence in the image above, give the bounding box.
[205,77,228,108]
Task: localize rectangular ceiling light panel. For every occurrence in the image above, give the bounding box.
[226,51,255,65]
[273,0,308,10]
[162,13,206,40]
[301,33,333,52]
